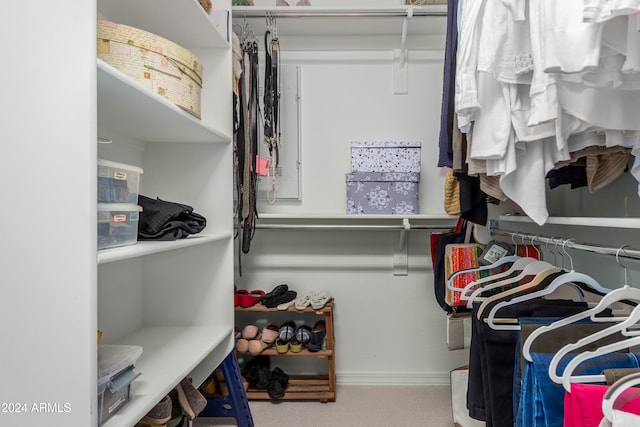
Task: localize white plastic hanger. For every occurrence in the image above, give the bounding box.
[487,240,613,330]
[464,259,557,309]
[475,262,562,319]
[602,372,640,423]
[445,249,522,294]
[460,257,537,304]
[560,331,640,392]
[458,234,537,303]
[467,235,557,309]
[523,246,639,362]
[547,302,640,387]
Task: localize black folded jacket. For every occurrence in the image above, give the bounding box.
[138,195,206,241]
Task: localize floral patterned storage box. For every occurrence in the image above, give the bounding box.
[351,141,421,173]
[346,172,420,215]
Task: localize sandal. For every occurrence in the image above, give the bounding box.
[294,291,314,310]
[248,339,270,355]
[241,324,260,340]
[289,336,302,353]
[310,290,332,310]
[261,323,281,344]
[235,338,250,354]
[275,338,289,354]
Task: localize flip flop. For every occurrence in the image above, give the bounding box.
[310,290,332,310]
[294,291,314,310]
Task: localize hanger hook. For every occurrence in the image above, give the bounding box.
[530,236,541,259]
[545,236,554,262]
[520,234,529,257]
[553,238,562,268]
[616,245,630,287]
[562,238,574,271]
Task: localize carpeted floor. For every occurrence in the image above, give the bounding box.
[194,385,453,427]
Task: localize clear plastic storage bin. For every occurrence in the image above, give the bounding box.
[97,159,143,204]
[97,345,143,425]
[97,203,142,250]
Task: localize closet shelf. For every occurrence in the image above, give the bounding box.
[98,0,229,49]
[241,347,333,357]
[97,60,232,144]
[97,233,232,265]
[102,325,232,427]
[244,375,333,401]
[499,215,640,229]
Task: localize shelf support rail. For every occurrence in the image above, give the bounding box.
[251,219,455,276]
[490,227,640,262]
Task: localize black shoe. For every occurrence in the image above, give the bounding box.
[306,320,326,352]
[243,355,270,386]
[262,284,288,301]
[271,367,289,386]
[267,367,289,400]
[263,290,298,308]
[278,320,297,342]
[256,366,272,389]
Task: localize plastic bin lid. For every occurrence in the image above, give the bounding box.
[98,344,143,385]
[97,203,143,212]
[97,159,144,174]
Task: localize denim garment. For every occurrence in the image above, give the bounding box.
[513,316,621,419]
[468,294,586,427]
[516,352,640,427]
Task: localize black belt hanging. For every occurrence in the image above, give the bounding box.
[263,31,280,166]
[234,37,260,274]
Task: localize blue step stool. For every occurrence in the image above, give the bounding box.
[198,352,254,427]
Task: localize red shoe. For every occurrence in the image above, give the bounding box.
[240,290,265,308]
[234,289,248,307]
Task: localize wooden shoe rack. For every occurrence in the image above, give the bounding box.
[234,301,336,402]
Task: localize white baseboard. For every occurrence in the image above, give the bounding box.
[337,371,450,386]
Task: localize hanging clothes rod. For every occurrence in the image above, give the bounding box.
[233,7,447,19]
[244,223,451,231]
[491,228,640,261]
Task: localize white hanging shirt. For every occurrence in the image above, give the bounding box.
[455,0,486,133]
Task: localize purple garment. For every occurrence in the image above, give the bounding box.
[437,0,459,168]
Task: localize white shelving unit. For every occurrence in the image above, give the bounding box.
[498,215,640,230]
[96,1,234,426]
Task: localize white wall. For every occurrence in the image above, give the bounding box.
[233,23,640,385]
[235,47,469,385]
